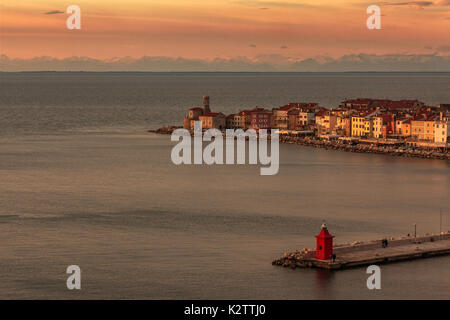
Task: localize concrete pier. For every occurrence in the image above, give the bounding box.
[272,232,450,270]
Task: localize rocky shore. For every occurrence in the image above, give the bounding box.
[149,126,449,160]
[279,136,449,160]
[272,248,315,269]
[148,125,180,134]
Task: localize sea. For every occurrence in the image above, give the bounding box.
[0,72,449,299]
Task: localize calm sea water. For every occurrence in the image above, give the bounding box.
[0,72,449,299]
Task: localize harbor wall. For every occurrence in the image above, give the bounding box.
[334,233,450,254]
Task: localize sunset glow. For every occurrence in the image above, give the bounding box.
[1,0,449,61]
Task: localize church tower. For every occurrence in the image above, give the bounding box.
[202,95,211,114]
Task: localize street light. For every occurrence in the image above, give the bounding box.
[413,223,417,238]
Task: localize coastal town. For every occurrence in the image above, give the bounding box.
[154,95,450,160]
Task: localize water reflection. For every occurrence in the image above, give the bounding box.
[310,269,337,299]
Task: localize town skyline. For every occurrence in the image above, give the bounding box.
[178,95,449,147]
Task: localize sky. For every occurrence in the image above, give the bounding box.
[1,0,450,70]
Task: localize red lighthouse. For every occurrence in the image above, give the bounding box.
[315,223,334,260]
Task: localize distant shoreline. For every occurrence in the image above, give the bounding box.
[2,71,450,74]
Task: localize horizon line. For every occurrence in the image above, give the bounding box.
[3,71,450,73]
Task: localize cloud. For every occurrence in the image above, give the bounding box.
[434,0,450,5]
[44,10,65,15]
[2,53,450,72]
[436,45,450,52]
[381,0,450,8]
[249,44,257,48]
[382,1,434,9]
[234,1,314,9]
[280,45,288,49]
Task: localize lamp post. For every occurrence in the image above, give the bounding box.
[413,223,417,239]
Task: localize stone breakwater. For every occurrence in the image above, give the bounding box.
[272,248,315,269]
[272,232,450,270]
[148,126,180,134]
[279,136,449,160]
[149,126,448,160]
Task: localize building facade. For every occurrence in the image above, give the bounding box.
[183,95,212,130]
[198,112,226,130]
[249,108,272,130]
[434,121,449,144]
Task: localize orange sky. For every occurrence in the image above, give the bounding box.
[1,0,450,60]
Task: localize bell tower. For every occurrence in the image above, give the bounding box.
[202,95,211,114]
[315,223,334,260]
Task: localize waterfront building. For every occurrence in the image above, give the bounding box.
[233,113,244,129]
[364,118,374,137]
[402,119,412,138]
[334,116,351,136]
[183,95,212,130]
[272,104,295,129]
[373,114,394,138]
[249,107,272,130]
[411,114,439,141]
[316,110,337,135]
[198,112,226,130]
[287,109,301,130]
[351,111,376,137]
[226,114,237,129]
[237,110,252,129]
[395,117,412,137]
[272,103,318,129]
[350,116,366,138]
[183,107,203,130]
[286,109,315,130]
[434,114,449,144]
[373,117,382,138]
[298,110,316,126]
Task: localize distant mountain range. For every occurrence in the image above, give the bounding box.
[2,53,450,72]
